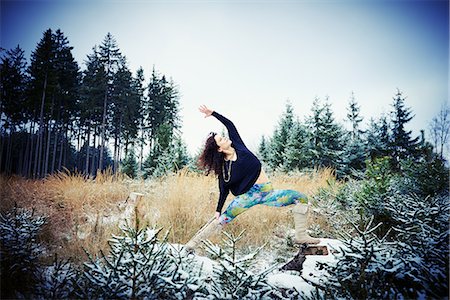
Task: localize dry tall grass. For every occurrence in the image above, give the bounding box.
[0,168,336,260]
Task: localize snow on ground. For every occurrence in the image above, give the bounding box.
[267,238,345,296]
[175,238,346,297]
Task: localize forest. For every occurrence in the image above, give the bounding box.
[1,29,449,299]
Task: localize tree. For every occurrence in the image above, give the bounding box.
[79,46,107,176]
[366,115,390,160]
[429,103,450,160]
[283,118,309,171]
[111,61,139,172]
[389,89,419,169]
[346,92,364,141]
[341,93,367,176]
[121,148,137,178]
[47,29,80,175]
[98,33,123,172]
[28,28,58,178]
[0,45,29,175]
[258,136,270,164]
[306,97,344,171]
[267,101,295,170]
[133,67,147,175]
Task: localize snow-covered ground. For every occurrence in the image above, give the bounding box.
[267,238,345,297]
[179,238,346,297]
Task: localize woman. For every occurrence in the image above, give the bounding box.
[185,105,319,251]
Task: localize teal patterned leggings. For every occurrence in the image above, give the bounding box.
[218,182,308,225]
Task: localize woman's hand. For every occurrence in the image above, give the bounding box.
[199,105,214,118]
[215,211,221,221]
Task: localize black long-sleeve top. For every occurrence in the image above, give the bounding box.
[212,111,262,213]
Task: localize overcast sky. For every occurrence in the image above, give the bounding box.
[1,0,448,154]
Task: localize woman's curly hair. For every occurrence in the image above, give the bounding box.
[198,132,224,176]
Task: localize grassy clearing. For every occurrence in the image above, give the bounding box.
[0,168,336,260]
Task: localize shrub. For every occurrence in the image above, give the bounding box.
[0,205,47,298]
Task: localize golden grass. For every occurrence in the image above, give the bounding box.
[0,168,336,260]
[140,168,336,247]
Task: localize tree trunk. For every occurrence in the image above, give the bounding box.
[99,89,108,172]
[51,123,58,174]
[44,120,52,176]
[85,122,91,175]
[5,131,13,175]
[22,126,31,176]
[51,102,61,174]
[34,72,48,178]
[58,133,63,171]
[90,126,98,177]
[28,120,36,177]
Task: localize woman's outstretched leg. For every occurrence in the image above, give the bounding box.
[261,189,320,245]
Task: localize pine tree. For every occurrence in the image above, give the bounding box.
[389,89,419,169]
[0,206,47,298]
[77,217,202,299]
[98,33,123,172]
[366,115,390,161]
[28,28,58,178]
[171,134,190,172]
[283,118,309,171]
[306,97,344,172]
[79,46,106,176]
[258,136,270,164]
[111,61,139,172]
[0,45,29,175]
[121,148,138,178]
[267,102,295,170]
[202,230,277,299]
[341,93,367,176]
[133,67,147,176]
[47,29,80,175]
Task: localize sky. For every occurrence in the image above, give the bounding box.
[1,0,449,155]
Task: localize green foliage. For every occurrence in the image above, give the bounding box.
[0,45,29,128]
[314,217,403,299]
[77,223,200,299]
[121,149,138,178]
[203,230,278,299]
[266,102,296,169]
[386,193,449,298]
[389,89,419,169]
[362,157,392,196]
[397,156,449,197]
[311,151,449,299]
[0,205,47,298]
[143,130,190,178]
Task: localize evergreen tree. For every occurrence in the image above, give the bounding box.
[341,93,367,176]
[346,92,364,140]
[267,102,295,170]
[366,115,391,160]
[28,28,58,178]
[0,45,29,175]
[121,148,137,178]
[283,118,309,171]
[79,46,107,176]
[143,68,182,177]
[47,29,80,175]
[98,33,123,172]
[389,89,419,169]
[306,97,344,172]
[133,67,147,175]
[203,231,277,299]
[111,61,139,172]
[171,134,190,171]
[258,136,270,164]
